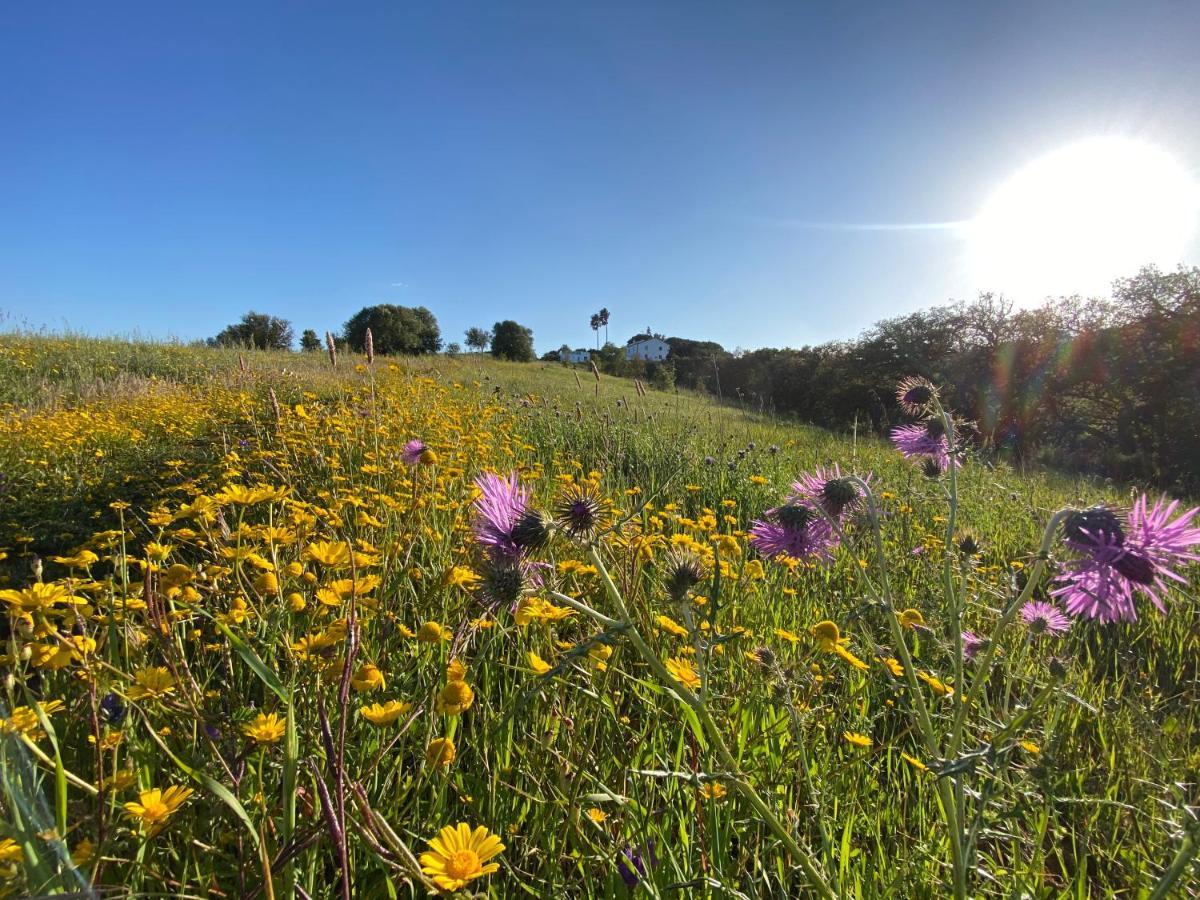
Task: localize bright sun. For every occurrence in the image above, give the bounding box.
[968,137,1200,302]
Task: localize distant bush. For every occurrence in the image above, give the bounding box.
[490,320,535,362]
[344,305,442,355]
[209,311,294,351]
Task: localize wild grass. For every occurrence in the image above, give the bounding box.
[0,334,1195,898]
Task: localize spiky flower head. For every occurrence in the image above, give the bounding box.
[791,466,866,520]
[474,556,529,610]
[896,376,938,415]
[1019,601,1071,636]
[472,472,531,560]
[891,424,957,472]
[955,529,982,557]
[961,630,985,662]
[751,645,776,668]
[662,549,705,602]
[1062,506,1124,549]
[1052,495,1200,623]
[510,509,553,553]
[401,439,428,466]
[749,501,837,564]
[920,457,945,479]
[554,483,607,541]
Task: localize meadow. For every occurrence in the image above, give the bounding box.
[0,334,1196,898]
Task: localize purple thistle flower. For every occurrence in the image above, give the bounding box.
[961,630,984,662]
[616,842,658,889]
[400,439,427,466]
[890,423,959,471]
[472,472,531,560]
[1019,601,1071,636]
[748,501,837,564]
[790,466,868,520]
[1052,496,1200,623]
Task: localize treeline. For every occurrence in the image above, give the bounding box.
[547,268,1199,491]
[659,266,1199,493]
[209,305,538,362]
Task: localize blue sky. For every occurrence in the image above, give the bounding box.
[2,1,1199,353]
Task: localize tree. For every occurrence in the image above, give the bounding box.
[343,305,441,356]
[558,343,572,364]
[491,320,535,362]
[209,311,294,351]
[598,307,610,344]
[464,327,491,354]
[590,313,601,350]
[445,342,461,357]
[299,329,322,352]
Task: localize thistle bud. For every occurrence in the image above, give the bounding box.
[663,549,705,603]
[1063,507,1124,548]
[511,509,553,552]
[895,376,938,414]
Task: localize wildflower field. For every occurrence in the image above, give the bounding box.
[1,335,1197,898]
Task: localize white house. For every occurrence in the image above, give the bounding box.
[625,337,670,361]
[562,348,591,363]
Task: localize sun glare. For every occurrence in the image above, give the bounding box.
[968,137,1199,302]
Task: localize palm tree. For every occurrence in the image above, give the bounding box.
[590,313,601,349]
[598,308,610,344]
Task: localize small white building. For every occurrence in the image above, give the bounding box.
[562,348,591,363]
[625,337,670,361]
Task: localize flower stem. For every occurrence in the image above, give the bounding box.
[584,547,836,899]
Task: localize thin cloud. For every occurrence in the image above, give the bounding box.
[744,215,970,232]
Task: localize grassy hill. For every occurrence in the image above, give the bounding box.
[0,335,1195,898]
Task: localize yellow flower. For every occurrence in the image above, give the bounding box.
[426,737,457,769]
[810,620,841,650]
[242,712,287,744]
[898,608,925,629]
[900,752,928,772]
[843,731,873,748]
[446,659,468,682]
[0,582,87,614]
[1019,740,1041,754]
[585,807,607,823]
[1,700,64,740]
[917,671,954,697]
[70,837,96,867]
[442,566,479,588]
[360,700,413,727]
[253,571,279,594]
[774,628,801,644]
[127,667,176,701]
[436,680,475,716]
[880,657,905,678]
[831,643,870,670]
[699,782,727,801]
[123,785,194,837]
[418,621,452,643]
[657,615,689,638]
[0,838,24,864]
[665,657,700,690]
[51,550,99,569]
[419,823,504,894]
[304,540,352,568]
[351,664,386,693]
